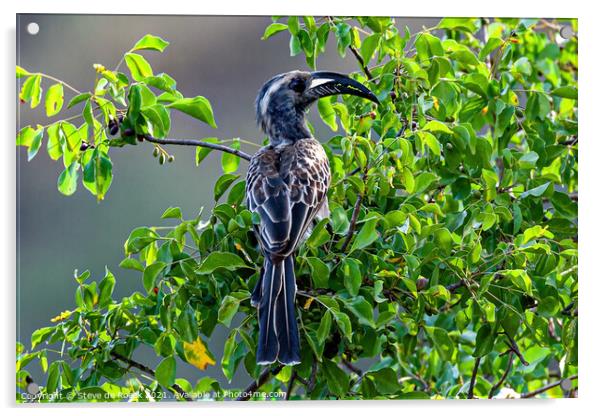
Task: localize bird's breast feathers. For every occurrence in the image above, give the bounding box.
[246,138,330,207]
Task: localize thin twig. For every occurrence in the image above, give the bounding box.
[235,364,284,401]
[504,334,529,366]
[488,351,514,398]
[348,45,373,80]
[306,360,318,392]
[446,281,465,293]
[340,176,366,253]
[342,359,363,377]
[36,72,83,95]
[467,357,481,399]
[110,351,193,401]
[141,134,252,161]
[285,370,296,400]
[521,375,578,398]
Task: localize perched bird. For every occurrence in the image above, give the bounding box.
[246,70,378,365]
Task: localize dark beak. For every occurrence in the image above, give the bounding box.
[306,71,379,104]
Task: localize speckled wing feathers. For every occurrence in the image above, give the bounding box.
[246,138,331,258]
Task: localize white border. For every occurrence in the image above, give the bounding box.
[2,1,599,415]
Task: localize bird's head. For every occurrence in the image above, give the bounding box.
[255,70,378,145]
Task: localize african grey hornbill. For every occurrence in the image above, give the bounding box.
[245,70,378,365]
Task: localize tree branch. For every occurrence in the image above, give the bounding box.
[141,134,252,161]
[235,364,284,401]
[326,16,373,80]
[521,375,578,398]
[340,190,364,253]
[348,45,373,80]
[285,370,296,400]
[110,351,193,401]
[467,357,481,399]
[488,351,514,398]
[307,360,319,393]
[342,358,363,377]
[504,333,529,366]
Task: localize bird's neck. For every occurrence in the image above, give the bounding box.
[265,107,312,146]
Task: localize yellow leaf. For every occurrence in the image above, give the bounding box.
[303,297,314,310]
[50,310,72,322]
[183,337,216,371]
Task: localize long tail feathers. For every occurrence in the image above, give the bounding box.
[255,256,301,365]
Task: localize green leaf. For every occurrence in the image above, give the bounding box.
[98,269,116,308]
[82,150,113,200]
[132,34,169,52]
[425,326,454,360]
[423,120,452,135]
[218,295,240,328]
[341,258,362,296]
[221,138,240,173]
[306,218,330,249]
[317,98,338,131]
[46,124,63,160]
[177,304,199,343]
[482,169,498,201]
[289,35,302,56]
[550,86,577,99]
[434,228,453,255]
[316,312,332,346]
[31,327,56,349]
[462,73,489,98]
[345,296,375,328]
[198,252,250,274]
[195,138,221,165]
[350,217,379,253]
[57,162,79,196]
[124,227,159,254]
[287,16,300,35]
[520,182,551,199]
[437,17,478,32]
[214,174,239,201]
[479,36,504,60]
[262,23,288,40]
[45,83,64,117]
[16,65,30,78]
[17,125,36,147]
[161,206,182,220]
[142,104,171,138]
[512,57,532,76]
[306,257,330,288]
[20,74,42,108]
[167,96,217,128]
[420,131,441,156]
[26,126,44,161]
[369,368,400,395]
[333,311,353,341]
[322,359,349,397]
[415,33,444,63]
[119,257,144,272]
[360,34,380,64]
[503,269,533,296]
[46,361,61,393]
[155,356,176,388]
[124,53,154,81]
[143,262,166,293]
[67,92,92,109]
[473,323,496,357]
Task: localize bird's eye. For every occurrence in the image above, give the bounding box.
[289,79,306,93]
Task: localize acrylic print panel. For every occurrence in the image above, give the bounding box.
[16,15,578,402]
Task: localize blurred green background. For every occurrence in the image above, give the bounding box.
[16,14,437,390]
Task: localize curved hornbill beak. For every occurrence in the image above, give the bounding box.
[306,71,379,104]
